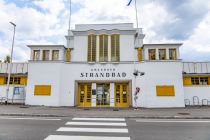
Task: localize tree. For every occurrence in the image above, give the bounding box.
[4,55,11,63]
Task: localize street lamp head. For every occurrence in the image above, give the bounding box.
[9,22,16,27]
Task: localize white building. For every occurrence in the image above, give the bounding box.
[0,23,210,108]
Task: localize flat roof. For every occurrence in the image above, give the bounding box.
[143,43,183,46]
[27,45,65,48]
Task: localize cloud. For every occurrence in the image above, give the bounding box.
[0,0,210,62]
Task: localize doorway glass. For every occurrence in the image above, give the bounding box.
[96,84,110,106]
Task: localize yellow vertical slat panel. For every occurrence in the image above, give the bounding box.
[0,76,5,85]
[183,77,191,85]
[66,48,71,62]
[34,85,51,96]
[208,77,210,85]
[20,77,27,85]
[138,48,142,61]
[156,86,175,96]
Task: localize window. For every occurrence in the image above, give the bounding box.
[138,48,142,61]
[156,86,175,96]
[34,85,51,96]
[159,49,166,60]
[87,34,97,62]
[191,77,209,85]
[33,50,40,60]
[65,48,71,62]
[111,34,120,62]
[52,50,59,61]
[99,35,108,62]
[42,50,50,61]
[5,77,21,84]
[169,48,177,60]
[148,49,156,60]
[14,87,24,95]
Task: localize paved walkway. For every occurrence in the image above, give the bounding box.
[0,105,210,118]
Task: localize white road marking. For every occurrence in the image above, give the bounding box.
[136,120,210,123]
[73,118,125,121]
[0,117,61,121]
[66,121,127,126]
[57,127,128,133]
[45,135,130,140]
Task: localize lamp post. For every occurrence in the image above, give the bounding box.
[5,22,16,104]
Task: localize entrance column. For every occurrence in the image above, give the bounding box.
[91,83,96,107]
[110,83,115,107]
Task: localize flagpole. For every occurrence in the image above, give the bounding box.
[69,0,72,30]
[135,0,139,28]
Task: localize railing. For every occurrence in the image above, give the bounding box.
[202,99,209,106]
[0,97,7,104]
[184,99,190,106]
[193,96,200,106]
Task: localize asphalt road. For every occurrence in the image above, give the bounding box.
[0,117,210,140]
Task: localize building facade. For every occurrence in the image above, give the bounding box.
[1,23,210,108]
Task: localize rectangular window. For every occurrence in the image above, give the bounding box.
[87,35,97,62]
[42,50,50,61]
[33,50,40,60]
[99,35,108,62]
[138,48,142,61]
[191,77,209,85]
[5,77,21,85]
[111,34,120,62]
[169,48,177,60]
[156,86,175,96]
[14,87,24,95]
[148,49,156,60]
[34,85,51,96]
[159,49,166,60]
[52,50,59,61]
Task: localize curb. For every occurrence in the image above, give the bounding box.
[0,113,210,119]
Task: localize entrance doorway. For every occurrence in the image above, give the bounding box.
[78,83,92,107]
[115,83,129,107]
[96,83,110,106]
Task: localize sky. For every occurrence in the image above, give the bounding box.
[0,0,210,62]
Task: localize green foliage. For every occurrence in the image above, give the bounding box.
[4,55,11,63]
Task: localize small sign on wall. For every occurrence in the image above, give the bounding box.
[92,89,96,95]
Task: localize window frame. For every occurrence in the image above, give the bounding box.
[169,48,177,60]
[99,34,108,62]
[159,49,166,60]
[42,50,50,61]
[33,50,40,60]
[52,50,59,61]
[191,77,209,85]
[111,34,120,62]
[148,49,156,60]
[87,34,97,62]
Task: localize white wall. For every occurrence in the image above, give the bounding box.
[25,62,62,106]
[135,61,185,108]
[184,86,210,105]
[71,36,87,62]
[26,60,185,108]
[120,35,135,61]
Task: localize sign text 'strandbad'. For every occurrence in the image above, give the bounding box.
[80,68,127,78]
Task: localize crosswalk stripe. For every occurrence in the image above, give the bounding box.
[72,118,125,121]
[66,122,127,126]
[57,127,128,133]
[44,135,131,140]
[136,120,210,123]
